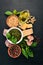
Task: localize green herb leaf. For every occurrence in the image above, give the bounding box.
[28,50,34,57]
[5,11,13,15]
[6,32,11,39]
[25,46,34,57]
[31,42,37,47]
[11,38,17,44]
[19,39,26,48]
[22,48,28,59]
[12,36,15,39]
[19,38,34,58]
[26,46,29,53]
[13,10,17,15]
[17,12,20,15]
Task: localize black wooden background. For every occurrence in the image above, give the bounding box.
[0,0,43,65]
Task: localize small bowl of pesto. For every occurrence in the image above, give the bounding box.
[6,27,23,44]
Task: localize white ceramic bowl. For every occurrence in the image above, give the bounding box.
[6,27,23,44]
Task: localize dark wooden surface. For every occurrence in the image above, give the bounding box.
[0,0,43,65]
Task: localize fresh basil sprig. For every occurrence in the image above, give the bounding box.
[19,39,34,59]
[5,10,20,16]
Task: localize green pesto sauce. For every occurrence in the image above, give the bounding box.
[9,29,21,41]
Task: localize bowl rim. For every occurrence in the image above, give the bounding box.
[6,27,23,44]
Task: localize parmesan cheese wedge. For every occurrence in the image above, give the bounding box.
[22,28,33,37]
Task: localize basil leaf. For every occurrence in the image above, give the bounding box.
[31,42,37,47]
[26,46,34,57]
[26,46,29,54]
[22,48,28,59]
[13,10,17,15]
[5,11,13,15]
[12,36,15,39]
[28,50,34,57]
[6,32,11,39]
[11,38,17,44]
[17,12,20,15]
